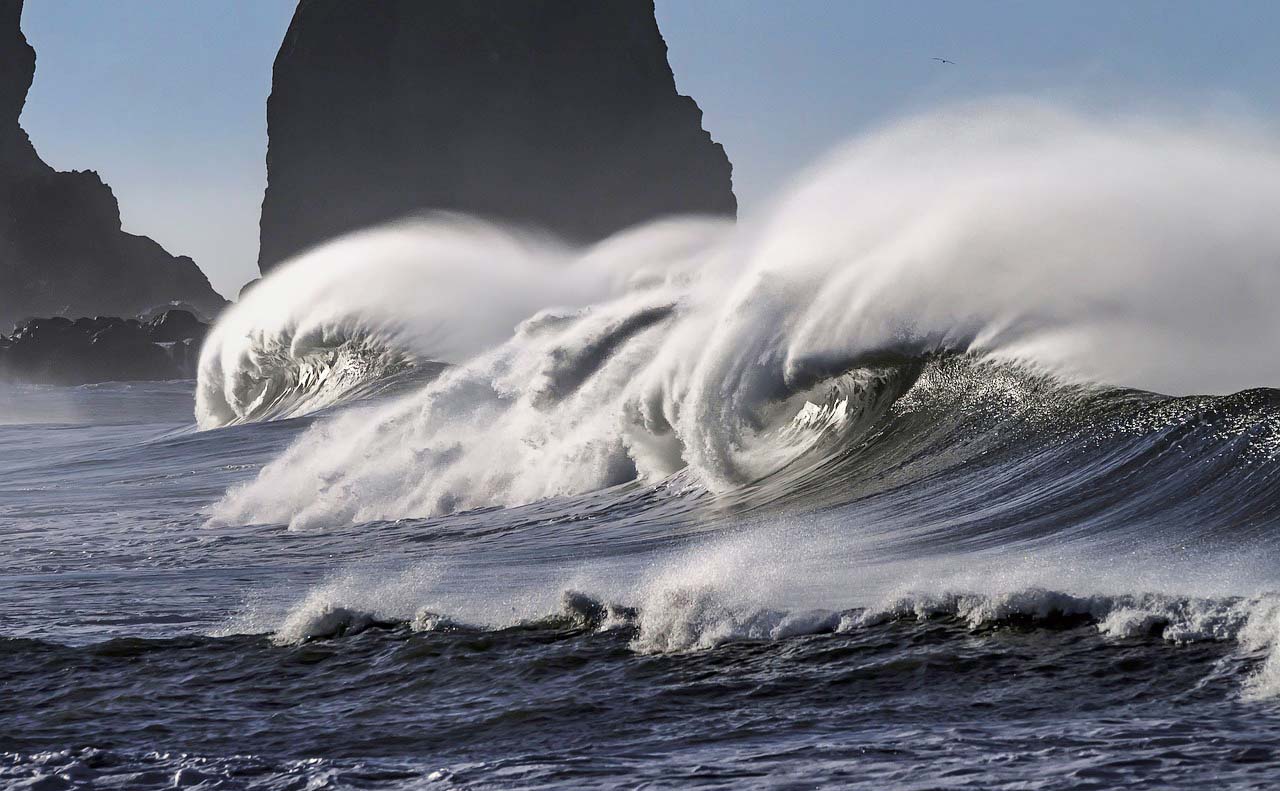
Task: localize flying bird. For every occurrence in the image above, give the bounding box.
[932,57,956,65]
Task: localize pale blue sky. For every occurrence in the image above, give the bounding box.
[18,1,1280,299]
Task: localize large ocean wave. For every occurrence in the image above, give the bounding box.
[188,102,1280,704]
[198,102,1280,531]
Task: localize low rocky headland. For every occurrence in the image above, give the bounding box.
[0,309,208,385]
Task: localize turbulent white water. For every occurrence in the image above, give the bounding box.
[198,101,1280,531]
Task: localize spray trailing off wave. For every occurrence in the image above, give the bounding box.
[196,215,728,427]
[202,102,1280,529]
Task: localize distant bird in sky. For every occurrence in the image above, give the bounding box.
[932,57,956,65]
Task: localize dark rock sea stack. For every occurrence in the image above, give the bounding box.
[0,309,209,385]
[0,0,227,329]
[258,0,736,272]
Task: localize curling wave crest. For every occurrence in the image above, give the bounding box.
[199,103,1280,529]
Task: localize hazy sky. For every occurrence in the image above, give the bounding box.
[18,1,1280,299]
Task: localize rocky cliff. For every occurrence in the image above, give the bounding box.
[0,0,227,329]
[259,0,735,272]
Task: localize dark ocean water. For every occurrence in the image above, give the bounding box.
[3,365,1280,790]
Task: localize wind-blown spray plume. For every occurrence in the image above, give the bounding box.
[196,215,727,427]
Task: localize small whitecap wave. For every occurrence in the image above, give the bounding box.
[846,588,1280,700]
[629,585,840,653]
[249,564,1280,679]
[248,572,1280,701]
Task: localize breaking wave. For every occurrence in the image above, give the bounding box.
[195,102,1280,703]
[199,102,1280,529]
[195,215,726,427]
[244,580,1280,701]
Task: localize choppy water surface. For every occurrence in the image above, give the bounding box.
[3,366,1280,790]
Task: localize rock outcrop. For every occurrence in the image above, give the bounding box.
[259,0,735,272]
[0,309,209,384]
[0,0,227,329]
